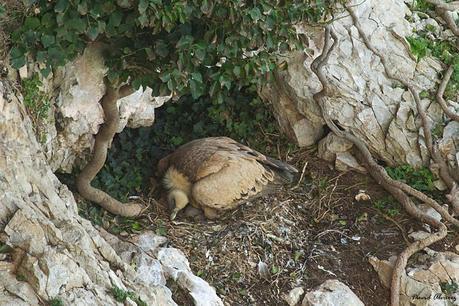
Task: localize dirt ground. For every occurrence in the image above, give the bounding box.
[71,146,459,305]
[140,152,415,306]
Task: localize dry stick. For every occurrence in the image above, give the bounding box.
[76,83,144,217]
[311,26,448,306]
[291,161,308,190]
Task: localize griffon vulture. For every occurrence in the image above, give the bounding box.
[157,137,298,220]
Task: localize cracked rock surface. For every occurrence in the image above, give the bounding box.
[0,81,222,305]
[370,250,459,306]
[263,0,458,175]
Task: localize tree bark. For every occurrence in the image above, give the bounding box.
[75,82,145,217]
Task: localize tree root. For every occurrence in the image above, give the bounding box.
[347,5,457,190]
[310,11,458,304]
[426,0,459,36]
[76,82,145,217]
[426,0,459,214]
[436,65,459,122]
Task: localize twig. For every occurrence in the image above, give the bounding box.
[290,161,308,190]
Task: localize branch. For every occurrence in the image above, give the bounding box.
[75,82,144,217]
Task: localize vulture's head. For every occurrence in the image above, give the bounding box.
[168,189,189,220]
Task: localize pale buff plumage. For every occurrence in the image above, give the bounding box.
[158,137,298,219]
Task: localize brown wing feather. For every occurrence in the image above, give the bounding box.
[158,137,298,210]
[191,154,274,210]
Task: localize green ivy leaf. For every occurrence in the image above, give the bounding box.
[176,35,193,49]
[191,72,203,83]
[190,79,204,99]
[78,1,88,15]
[249,7,262,22]
[233,66,241,77]
[11,56,26,69]
[41,34,55,48]
[155,40,169,57]
[10,47,26,69]
[138,0,148,14]
[55,0,69,13]
[41,66,52,77]
[24,17,40,30]
[87,26,100,41]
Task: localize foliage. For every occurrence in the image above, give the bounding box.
[152,87,280,149]
[385,165,434,192]
[10,0,329,204]
[48,298,64,306]
[373,197,401,217]
[76,199,147,233]
[11,0,337,95]
[0,1,27,59]
[431,123,445,139]
[92,126,163,202]
[93,86,292,202]
[111,286,146,306]
[440,281,459,295]
[22,73,50,120]
[406,9,459,100]
[406,36,429,62]
[21,73,51,143]
[411,0,435,12]
[0,242,13,254]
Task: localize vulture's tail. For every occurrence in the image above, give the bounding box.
[264,156,298,183]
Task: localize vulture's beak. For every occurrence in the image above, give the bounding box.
[170,208,180,220]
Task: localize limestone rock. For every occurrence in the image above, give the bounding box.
[302,279,364,306]
[283,287,305,306]
[0,271,39,305]
[335,152,367,174]
[318,134,353,163]
[2,76,217,304]
[264,0,458,175]
[158,248,224,306]
[370,251,459,305]
[38,45,171,173]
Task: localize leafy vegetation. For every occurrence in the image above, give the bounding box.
[11,0,337,97]
[22,73,50,142]
[111,286,146,306]
[0,1,27,60]
[93,87,292,202]
[440,280,459,295]
[405,4,459,100]
[411,0,435,12]
[386,165,434,192]
[373,196,401,217]
[10,0,335,207]
[48,298,64,306]
[0,242,13,254]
